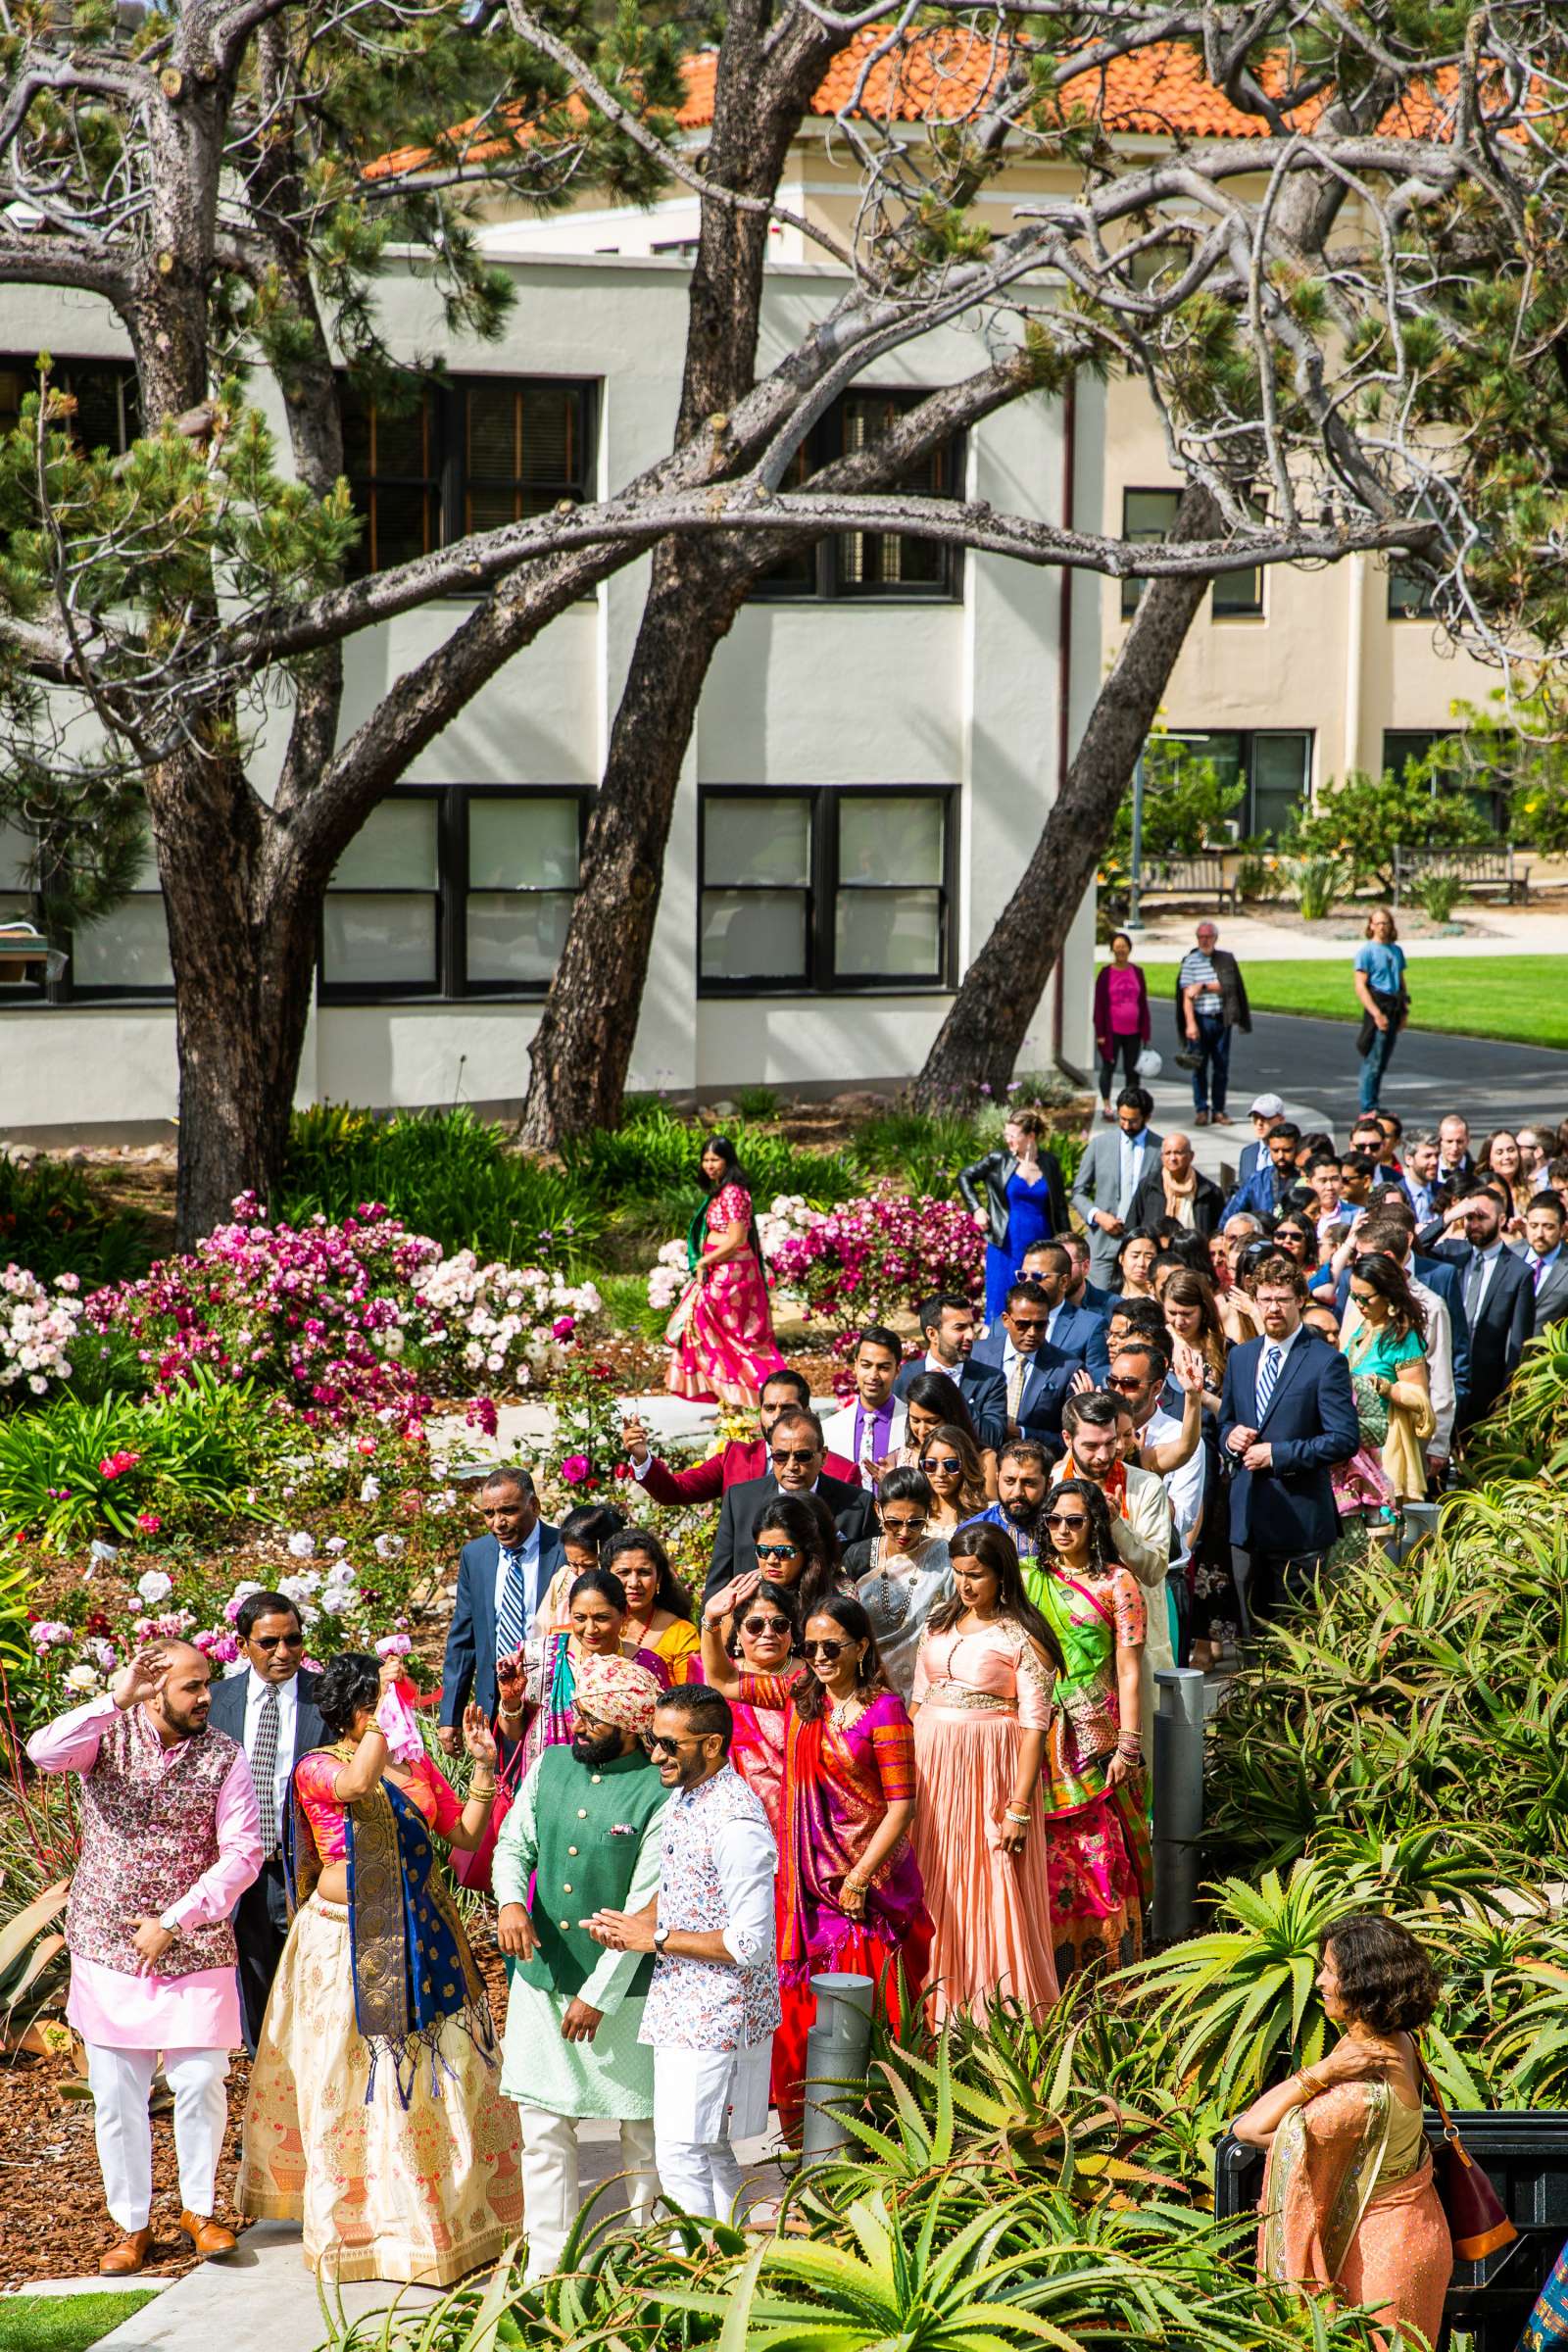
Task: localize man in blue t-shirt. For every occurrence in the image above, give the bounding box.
[1352,910,1408,1113]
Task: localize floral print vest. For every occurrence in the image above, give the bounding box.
[66,1704,240,1979]
[642,1765,781,2051]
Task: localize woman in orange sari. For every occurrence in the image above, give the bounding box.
[1235,1915,1451,2350]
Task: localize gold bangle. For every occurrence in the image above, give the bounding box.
[470,1779,497,1797]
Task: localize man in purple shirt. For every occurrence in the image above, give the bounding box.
[821,1325,907,1478]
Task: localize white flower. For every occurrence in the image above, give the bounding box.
[286,1531,316,1558]
[277,1574,318,1606]
[65,1663,102,1692]
[325,1535,348,1554]
[326,1558,358,1588]
[230,1580,263,1602]
[318,1586,353,1616]
[373,1532,405,1560]
[359,1476,381,1503]
[136,1569,173,1604]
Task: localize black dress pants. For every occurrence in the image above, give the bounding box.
[234,1851,290,2055]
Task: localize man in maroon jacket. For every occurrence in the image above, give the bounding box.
[619,1366,860,1504]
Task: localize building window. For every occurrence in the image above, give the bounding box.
[319,786,589,1001]
[1382,730,1445,781]
[1120,487,1264,620]
[1387,564,1436,619]
[341,377,596,578]
[1160,730,1313,839]
[698,787,955,994]
[752,391,965,602]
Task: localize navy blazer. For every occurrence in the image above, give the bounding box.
[1219,1328,1358,1558]
[971,1308,1110,1452]
[1077,1279,1115,1324]
[440,1522,564,1727]
[207,1665,325,1778]
[892,1353,1008,1453]
[1431,1242,1535,1426]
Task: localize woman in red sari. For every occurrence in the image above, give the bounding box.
[667,1136,786,1408]
[1236,1915,1451,2350]
[701,1592,931,2138]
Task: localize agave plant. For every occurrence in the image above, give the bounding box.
[0,1878,68,2042]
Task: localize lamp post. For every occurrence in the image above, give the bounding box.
[1127,751,1146,932]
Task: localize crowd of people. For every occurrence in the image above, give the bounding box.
[24,1064,1568,2333]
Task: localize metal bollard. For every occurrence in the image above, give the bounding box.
[1152,1667,1206,1944]
[1395,1499,1440,1563]
[798,1971,874,2170]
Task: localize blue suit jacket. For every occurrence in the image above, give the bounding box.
[893,1353,1007,1452]
[207,1665,325,1775]
[1078,1279,1115,1323]
[971,1309,1111,1453]
[1430,1241,1535,1425]
[1219,1329,1358,1557]
[440,1522,564,1726]
[1220,1161,1295,1226]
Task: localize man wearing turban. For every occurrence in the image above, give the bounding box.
[492,1653,668,2278]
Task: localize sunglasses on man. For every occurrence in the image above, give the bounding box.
[251,1631,305,1651]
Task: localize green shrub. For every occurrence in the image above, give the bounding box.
[561,1102,858,1208]
[1282,762,1492,896]
[0,1155,153,1289]
[0,1368,282,1548]
[589,1271,671,1347]
[1284,853,1345,920]
[1415,870,1462,922]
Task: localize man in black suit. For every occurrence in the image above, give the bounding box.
[1525,1190,1568,1335]
[705,1407,875,1599]
[439,1466,564,1749]
[1219,1253,1358,1628]
[970,1262,1109,1459]
[206,1591,324,2052]
[891,1292,1007,1451]
[1430,1185,1536,1432]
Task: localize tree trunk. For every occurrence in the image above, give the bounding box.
[150,747,318,1245]
[515,544,748,1147]
[912,485,1221,1102]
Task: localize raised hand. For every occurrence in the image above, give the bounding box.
[1172,1340,1207,1395]
[462,1701,498,1768]
[496,1648,527,1714]
[111,1646,169,1712]
[619,1415,651,1466]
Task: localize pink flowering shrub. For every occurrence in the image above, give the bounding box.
[767,1184,984,1328]
[85,1194,439,1430]
[0,1266,83,1400]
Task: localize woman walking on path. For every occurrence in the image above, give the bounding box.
[667,1135,786,1407]
[1353,910,1409,1115]
[1093,933,1151,1121]
[910,1524,1061,2023]
[960,1106,1069,1324]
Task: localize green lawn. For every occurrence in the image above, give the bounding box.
[1140,955,1568,1049]
[0,2293,155,2351]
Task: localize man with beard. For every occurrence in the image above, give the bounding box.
[958,1440,1051,1556]
[26,1642,262,2275]
[494,1653,669,2279]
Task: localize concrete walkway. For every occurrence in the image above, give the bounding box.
[1098,901,1568,962]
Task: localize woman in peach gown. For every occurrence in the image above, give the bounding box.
[667,1135,785,1407]
[909,1523,1062,2023]
[1236,1915,1452,2350]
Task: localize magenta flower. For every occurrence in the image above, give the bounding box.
[560,1453,591,1485]
[135,1512,163,1535]
[552,1315,576,1339]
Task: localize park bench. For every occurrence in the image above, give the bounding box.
[1135,855,1238,913]
[1392,844,1531,906]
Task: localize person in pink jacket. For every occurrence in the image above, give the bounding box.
[1093,933,1151,1119]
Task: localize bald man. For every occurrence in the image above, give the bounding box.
[27,1641,262,2275]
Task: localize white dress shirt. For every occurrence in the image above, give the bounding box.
[492,1517,544,1626]
[1116,1129,1152,1220]
[242,1667,298,1831]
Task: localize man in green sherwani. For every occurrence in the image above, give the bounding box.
[494,1652,668,2279]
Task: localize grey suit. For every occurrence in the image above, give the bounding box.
[207,1664,325,2052]
[1070,1123,1164,1283]
[1531,1253,1568,1336]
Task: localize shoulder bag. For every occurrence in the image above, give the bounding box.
[1416,2047,1516,2262]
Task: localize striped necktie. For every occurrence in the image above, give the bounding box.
[252,1684,280,1853]
[1007,1353,1027,1420]
[496,1545,529,1661]
[1254,1343,1282,1421]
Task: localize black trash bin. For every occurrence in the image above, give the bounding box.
[1216,2112,1568,2352]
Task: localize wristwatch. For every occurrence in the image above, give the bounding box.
[653,1924,670,1954]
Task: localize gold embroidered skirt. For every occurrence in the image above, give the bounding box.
[236,1894,522,2284]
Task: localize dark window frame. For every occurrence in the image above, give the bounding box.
[341,375,598,582]
[697,783,957,998]
[1387,565,1437,619]
[1119,485,1266,621]
[1158,727,1314,839]
[749,389,967,605]
[318,783,594,1005]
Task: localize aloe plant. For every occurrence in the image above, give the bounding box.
[0,1878,68,2039]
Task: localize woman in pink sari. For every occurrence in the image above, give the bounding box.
[701,1592,932,2139]
[1236,1915,1451,2350]
[667,1136,785,1408]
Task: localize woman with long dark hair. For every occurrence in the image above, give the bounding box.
[1030,1478,1151,1985]
[1238,1915,1451,2347]
[599,1529,699,1685]
[238,1652,520,2279]
[703,1490,846,1631]
[700,1592,931,2138]
[722,1578,800,1835]
[841,1466,953,1702]
[500,1567,671,1774]
[666,1133,785,1407]
[909,1416,993,1531]
[1340,1250,1435,1511]
[911,1524,1062,2021]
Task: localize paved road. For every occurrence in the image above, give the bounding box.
[1146,1010,1568,1173]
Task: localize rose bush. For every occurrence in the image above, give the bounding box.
[0,1267,83,1402]
[765,1184,984,1328]
[411,1251,602,1394]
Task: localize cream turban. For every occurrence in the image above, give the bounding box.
[573,1653,662,1736]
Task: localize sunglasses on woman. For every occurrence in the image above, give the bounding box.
[803,1639,848,1660]
[881,1514,927,1536]
[742,1614,792,1637]
[1045,1510,1089,1532]
[756,1542,802,1562]
[921,1454,961,1474]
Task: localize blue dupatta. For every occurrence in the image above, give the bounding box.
[285,1754,495,2108]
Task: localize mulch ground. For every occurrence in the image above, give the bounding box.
[0,1932,511,2286]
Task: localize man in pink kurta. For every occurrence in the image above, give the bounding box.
[27,1641,263,2275]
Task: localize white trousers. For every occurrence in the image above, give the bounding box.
[652,2042,768,2224]
[85,2043,229,2232]
[515,2105,657,2280]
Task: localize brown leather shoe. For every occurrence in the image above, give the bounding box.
[179,2209,237,2257]
[101,2228,153,2276]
